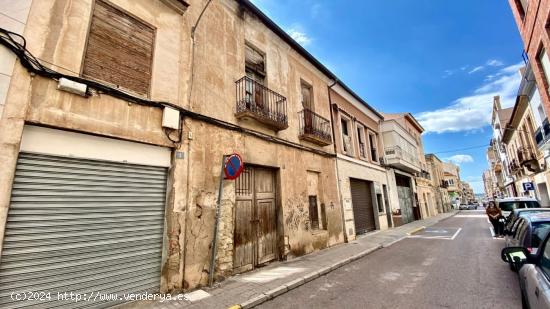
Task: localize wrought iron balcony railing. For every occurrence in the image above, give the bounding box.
[298,108,332,146]
[235,76,288,130]
[517,146,535,164]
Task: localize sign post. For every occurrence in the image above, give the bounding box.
[208,153,243,287]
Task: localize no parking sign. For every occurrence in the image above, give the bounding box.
[223,153,244,180]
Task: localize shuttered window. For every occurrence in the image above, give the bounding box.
[82,0,155,96]
[245,44,265,82]
[301,82,313,109]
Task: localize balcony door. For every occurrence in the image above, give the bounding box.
[245,44,266,109]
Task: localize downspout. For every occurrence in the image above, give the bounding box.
[327,79,349,242]
[182,0,214,289]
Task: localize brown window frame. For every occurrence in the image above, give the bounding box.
[81,0,156,97]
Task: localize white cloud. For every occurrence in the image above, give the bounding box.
[443,69,454,78]
[416,62,523,134]
[287,28,312,46]
[461,66,468,71]
[468,66,484,74]
[486,59,504,67]
[445,154,474,164]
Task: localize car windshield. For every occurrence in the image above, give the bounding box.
[531,222,550,249]
[499,201,541,211]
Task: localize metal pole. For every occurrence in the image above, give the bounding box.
[209,155,226,287]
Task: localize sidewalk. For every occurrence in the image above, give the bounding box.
[123,210,458,309]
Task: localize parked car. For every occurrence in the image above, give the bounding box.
[504,208,550,233]
[459,204,469,210]
[501,233,550,309]
[467,204,477,210]
[496,197,541,217]
[504,213,550,259]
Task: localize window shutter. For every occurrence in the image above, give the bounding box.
[301,84,312,109]
[82,0,155,96]
[245,45,265,75]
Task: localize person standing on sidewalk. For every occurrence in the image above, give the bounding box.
[486,201,504,237]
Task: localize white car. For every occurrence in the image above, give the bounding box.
[495,197,541,217]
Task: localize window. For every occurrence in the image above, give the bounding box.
[369,133,378,162]
[301,81,313,110]
[514,0,527,19]
[538,48,550,90]
[245,44,265,82]
[309,195,319,230]
[82,0,155,96]
[541,234,550,276]
[376,193,384,213]
[341,117,353,155]
[357,125,366,158]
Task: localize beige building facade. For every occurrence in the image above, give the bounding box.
[0,0,353,306]
[443,162,461,208]
[380,113,425,226]
[426,153,451,213]
[330,85,390,241]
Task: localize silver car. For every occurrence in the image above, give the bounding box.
[505,213,550,255]
[502,234,550,309]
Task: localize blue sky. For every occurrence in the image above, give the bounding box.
[251,0,525,194]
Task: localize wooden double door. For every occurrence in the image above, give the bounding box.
[234,166,278,273]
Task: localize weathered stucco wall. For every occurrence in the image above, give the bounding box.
[181,120,342,289]
[0,0,345,295]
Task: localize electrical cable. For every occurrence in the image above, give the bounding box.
[0,27,335,158]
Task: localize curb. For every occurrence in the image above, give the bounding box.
[238,245,381,309]
[237,211,458,309]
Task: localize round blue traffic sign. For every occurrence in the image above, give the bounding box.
[224,154,244,180]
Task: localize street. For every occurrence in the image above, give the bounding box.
[259,210,521,309]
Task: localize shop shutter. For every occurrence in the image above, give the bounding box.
[0,152,167,309]
[350,179,376,235]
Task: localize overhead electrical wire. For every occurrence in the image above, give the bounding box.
[0,27,335,158]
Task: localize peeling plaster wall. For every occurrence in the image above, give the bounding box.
[0,0,188,294]
[0,0,344,295]
[181,120,342,289]
[178,0,343,290]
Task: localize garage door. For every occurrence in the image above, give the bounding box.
[350,179,376,235]
[0,152,167,309]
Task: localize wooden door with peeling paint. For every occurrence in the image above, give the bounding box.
[234,166,277,274]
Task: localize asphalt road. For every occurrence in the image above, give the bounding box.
[258,210,521,309]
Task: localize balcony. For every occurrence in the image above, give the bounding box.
[517,146,535,164]
[235,76,288,131]
[535,118,550,149]
[440,181,449,189]
[298,108,332,146]
[383,146,421,174]
[509,159,521,174]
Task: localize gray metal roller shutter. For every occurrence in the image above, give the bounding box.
[350,179,376,235]
[0,152,167,309]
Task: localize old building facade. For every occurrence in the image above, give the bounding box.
[380,113,425,226]
[426,153,452,213]
[0,0,354,306]
[330,84,391,241]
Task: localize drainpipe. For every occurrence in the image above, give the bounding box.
[327,79,348,242]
